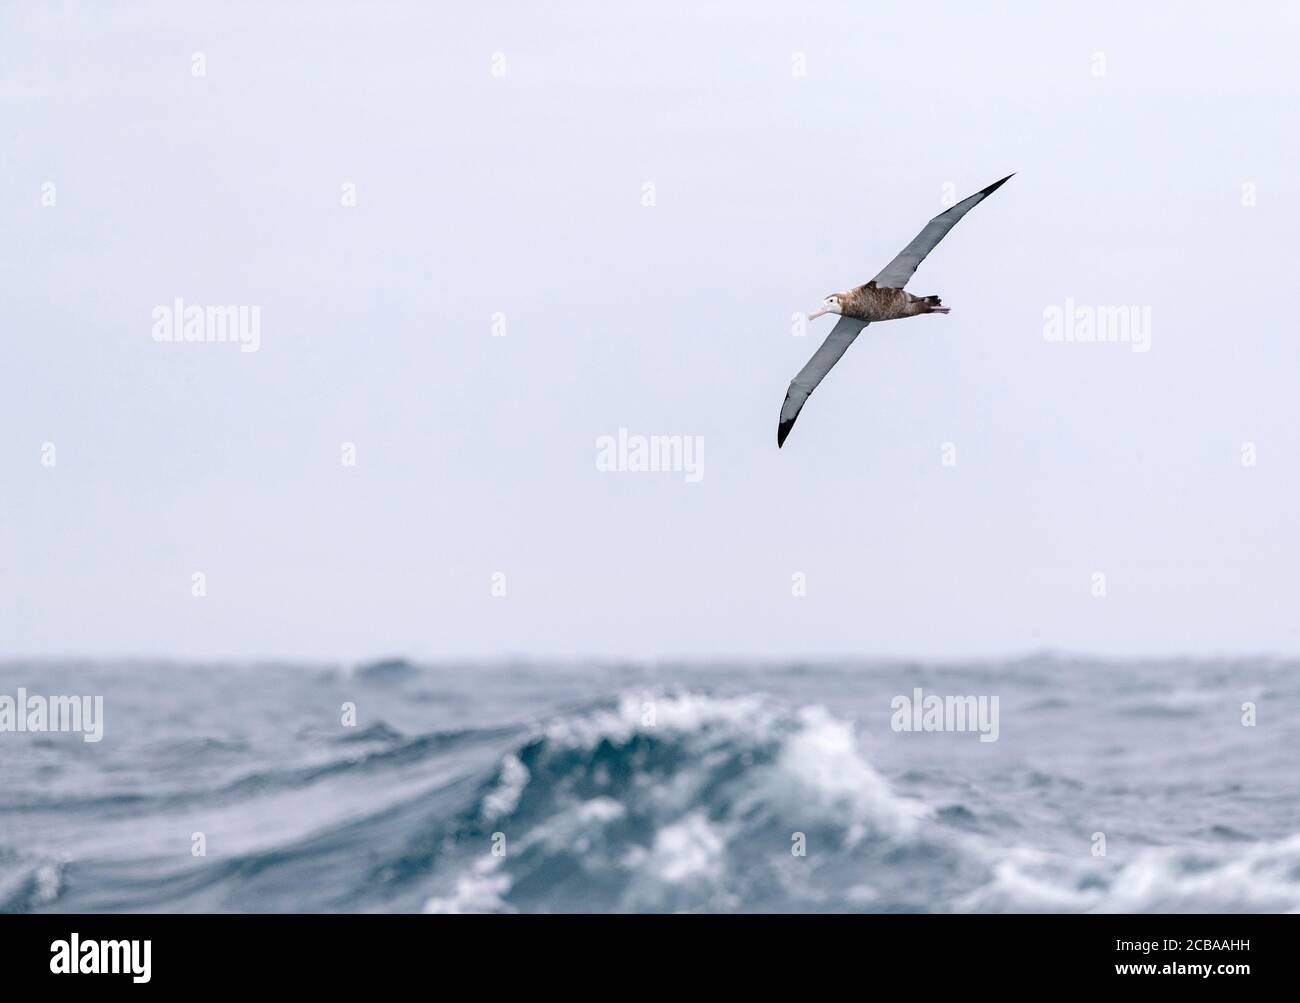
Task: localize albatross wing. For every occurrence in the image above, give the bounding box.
[777,316,869,447]
[871,173,1014,290]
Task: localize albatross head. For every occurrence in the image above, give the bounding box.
[807,294,843,321]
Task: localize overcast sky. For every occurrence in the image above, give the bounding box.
[2,2,1298,662]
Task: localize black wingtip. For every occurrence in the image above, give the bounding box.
[983,173,1015,195]
[777,420,793,448]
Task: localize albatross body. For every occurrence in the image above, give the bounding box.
[777,173,1013,448]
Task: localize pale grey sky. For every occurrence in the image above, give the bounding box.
[2,1,1298,661]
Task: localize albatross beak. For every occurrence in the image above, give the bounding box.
[807,306,828,321]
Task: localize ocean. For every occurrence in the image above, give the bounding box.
[2,657,1298,913]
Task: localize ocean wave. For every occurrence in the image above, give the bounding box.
[1,722,517,819]
[423,690,932,913]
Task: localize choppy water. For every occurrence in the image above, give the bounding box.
[2,657,1298,913]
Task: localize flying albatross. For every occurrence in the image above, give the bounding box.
[777,174,1013,447]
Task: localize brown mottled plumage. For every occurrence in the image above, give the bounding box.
[835,281,948,321]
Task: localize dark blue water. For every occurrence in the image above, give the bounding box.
[2,657,1298,912]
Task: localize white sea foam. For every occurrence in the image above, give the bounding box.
[32,862,63,905]
[644,812,725,883]
[776,705,922,841]
[481,753,529,821]
[960,833,1300,913]
[423,857,513,915]
[540,690,773,747]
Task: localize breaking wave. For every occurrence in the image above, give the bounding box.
[423,691,931,913]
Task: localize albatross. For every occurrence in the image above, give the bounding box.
[777,174,1013,448]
